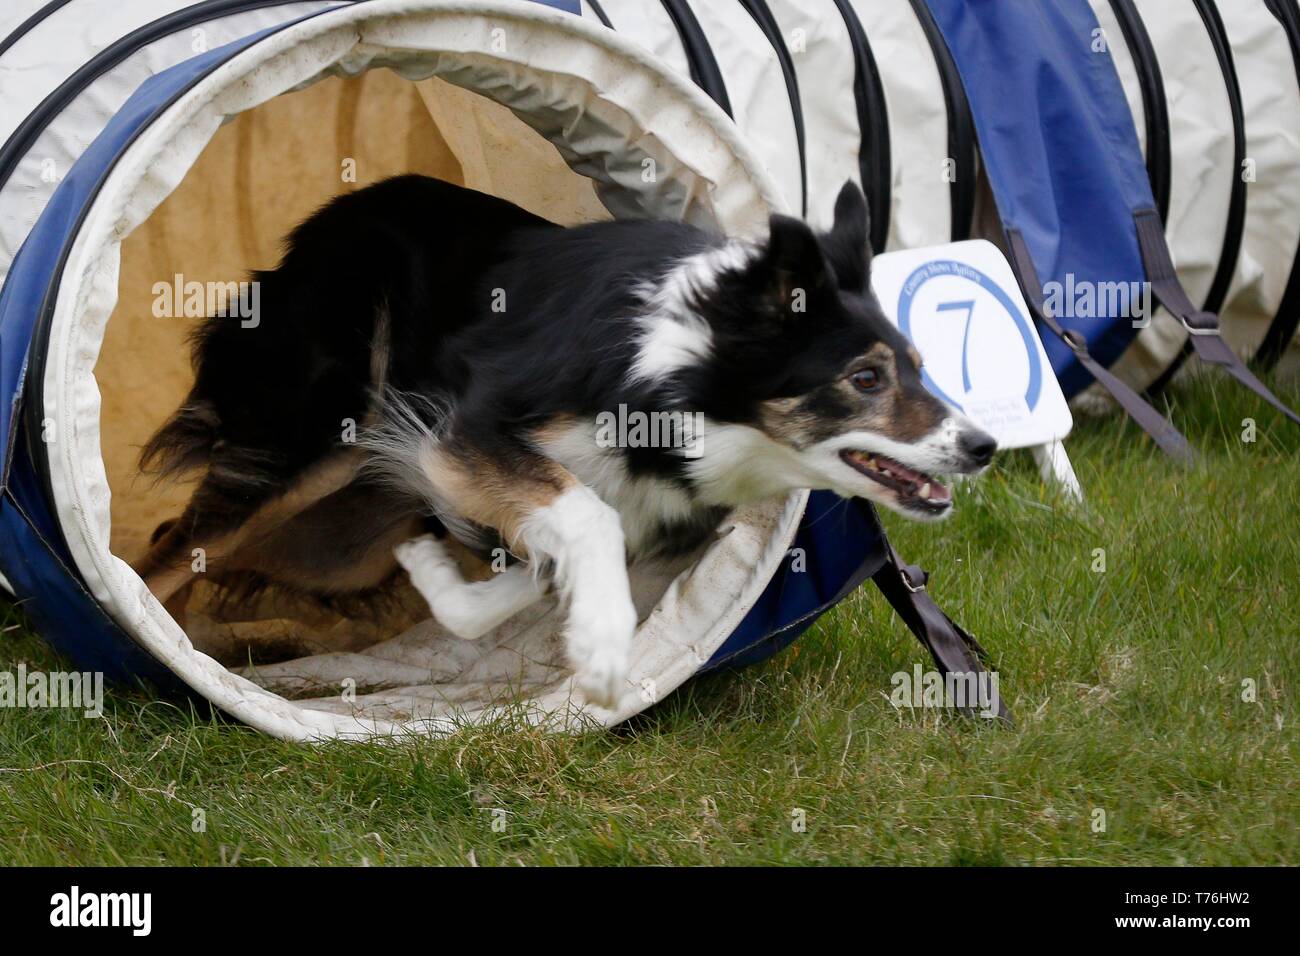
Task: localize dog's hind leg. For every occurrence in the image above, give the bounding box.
[144,518,197,629]
[135,451,364,607]
[393,535,548,640]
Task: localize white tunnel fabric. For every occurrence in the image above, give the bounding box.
[38,0,797,740]
[762,0,859,233]
[579,1,691,81]
[592,0,803,217]
[686,1,802,217]
[758,0,954,248]
[0,0,197,143]
[843,0,950,250]
[1079,0,1300,398]
[1214,2,1300,361]
[0,3,41,40]
[0,1,342,288]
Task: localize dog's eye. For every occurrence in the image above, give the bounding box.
[851,369,880,392]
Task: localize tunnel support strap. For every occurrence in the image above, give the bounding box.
[1133,209,1300,426]
[1005,228,1194,462]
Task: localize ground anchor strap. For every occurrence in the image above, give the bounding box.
[863,501,1012,725]
[1134,209,1300,427]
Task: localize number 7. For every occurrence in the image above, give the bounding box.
[937,299,976,392]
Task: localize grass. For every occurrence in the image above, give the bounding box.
[1,373,1296,866]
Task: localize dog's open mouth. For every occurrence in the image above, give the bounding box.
[840,450,953,514]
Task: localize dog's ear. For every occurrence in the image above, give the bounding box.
[819,180,872,292]
[756,213,833,316]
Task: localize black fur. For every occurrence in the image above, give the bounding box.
[140,176,943,602]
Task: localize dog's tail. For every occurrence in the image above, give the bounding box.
[138,391,220,481]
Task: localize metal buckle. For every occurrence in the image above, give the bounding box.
[1182,311,1220,336]
[1061,329,1088,354]
[900,566,927,593]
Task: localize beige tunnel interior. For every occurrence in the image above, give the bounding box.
[96,69,639,685]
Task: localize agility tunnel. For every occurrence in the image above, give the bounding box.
[0,0,1006,739]
[1,0,1295,739]
[919,0,1300,457]
[1085,0,1300,394]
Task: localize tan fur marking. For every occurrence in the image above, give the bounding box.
[368,302,392,402]
[863,341,894,364]
[421,444,576,551]
[528,415,582,448]
[759,396,823,449]
[757,339,948,451]
[860,380,945,441]
[442,534,496,582]
[228,452,365,548]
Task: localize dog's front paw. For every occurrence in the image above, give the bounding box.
[566,598,636,709]
[573,644,630,709]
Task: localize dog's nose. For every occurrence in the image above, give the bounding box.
[959,428,997,467]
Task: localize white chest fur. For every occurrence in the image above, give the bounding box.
[535,421,708,556]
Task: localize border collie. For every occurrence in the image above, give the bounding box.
[136,176,996,707]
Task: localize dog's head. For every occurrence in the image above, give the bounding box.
[696,181,996,520]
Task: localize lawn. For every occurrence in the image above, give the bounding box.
[1,373,1296,866]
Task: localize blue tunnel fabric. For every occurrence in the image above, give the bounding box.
[704,494,884,671]
[0,23,306,685]
[923,0,1161,398]
[0,0,878,695]
[1,446,186,692]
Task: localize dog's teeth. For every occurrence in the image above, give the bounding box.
[919,483,931,500]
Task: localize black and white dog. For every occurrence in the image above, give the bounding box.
[137,175,996,706]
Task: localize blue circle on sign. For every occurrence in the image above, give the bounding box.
[897,260,1042,413]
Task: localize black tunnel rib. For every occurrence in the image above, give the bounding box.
[909,0,974,242]
[738,0,807,218]
[1257,0,1300,369]
[830,0,891,252]
[657,0,732,117]
[0,0,76,62]
[583,0,613,29]
[1147,0,1247,395]
[1108,0,1171,222]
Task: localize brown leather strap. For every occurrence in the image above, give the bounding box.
[1133,209,1300,426]
[1005,229,1194,462]
[865,508,1012,724]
